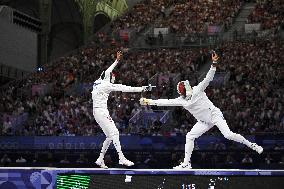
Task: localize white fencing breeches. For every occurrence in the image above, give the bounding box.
[93,108,119,137]
[211,108,252,147]
[184,121,212,164]
[93,108,125,160]
[184,107,252,164]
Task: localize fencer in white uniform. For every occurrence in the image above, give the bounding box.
[140,52,263,169]
[93,51,151,168]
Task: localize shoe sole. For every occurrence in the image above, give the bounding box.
[95,161,108,169]
[119,162,134,166]
[173,165,192,169]
[173,167,192,170]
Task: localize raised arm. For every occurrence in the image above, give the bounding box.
[104,60,118,75]
[195,52,219,92]
[140,98,184,107]
[195,66,216,92]
[104,51,122,77]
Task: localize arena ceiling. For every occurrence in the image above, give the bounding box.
[0,0,129,60]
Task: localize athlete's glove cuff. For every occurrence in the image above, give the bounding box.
[142,85,153,92]
[140,98,152,105]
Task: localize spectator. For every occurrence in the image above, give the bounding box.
[76,154,88,164]
[135,154,148,169]
[32,153,39,163]
[273,143,283,150]
[242,153,253,164]
[2,117,12,135]
[1,154,12,166]
[144,154,158,168]
[60,156,70,164]
[214,141,226,150]
[16,156,27,163]
[225,154,236,164]
[158,31,163,45]
[160,5,166,18]
[264,154,273,164]
[278,155,284,164]
[151,116,162,135]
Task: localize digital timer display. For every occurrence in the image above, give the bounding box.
[57,174,91,189]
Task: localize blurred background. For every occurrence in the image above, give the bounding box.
[0,0,283,170]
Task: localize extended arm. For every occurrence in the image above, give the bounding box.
[110,83,154,92]
[111,84,144,92]
[140,98,184,106]
[195,52,219,92]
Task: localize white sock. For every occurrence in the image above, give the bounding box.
[112,134,125,160]
[229,133,252,148]
[184,138,194,164]
[98,137,112,160]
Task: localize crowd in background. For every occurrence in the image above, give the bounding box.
[0,0,284,138]
[1,39,283,136]
[247,0,284,30]
[216,40,284,134]
[0,46,205,136]
[110,0,171,33]
[155,0,242,34]
[172,39,284,135]
[110,0,284,35]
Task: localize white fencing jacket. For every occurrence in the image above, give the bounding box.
[92,79,143,109]
[149,66,218,123]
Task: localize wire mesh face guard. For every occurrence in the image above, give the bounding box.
[177,80,192,97]
[177,82,186,96]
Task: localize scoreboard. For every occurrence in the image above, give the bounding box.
[1,168,282,188]
[56,173,284,189]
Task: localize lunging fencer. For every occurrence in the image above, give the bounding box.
[93,51,152,168]
[140,52,263,169]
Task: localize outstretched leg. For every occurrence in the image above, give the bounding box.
[213,109,263,154]
[174,121,212,169]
